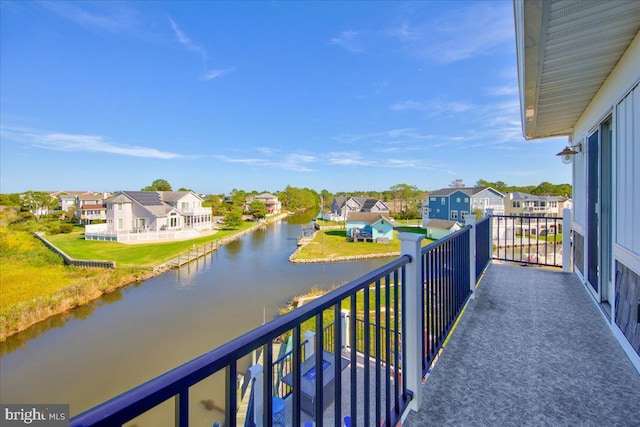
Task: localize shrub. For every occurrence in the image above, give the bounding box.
[47,225,61,235]
[59,224,73,233]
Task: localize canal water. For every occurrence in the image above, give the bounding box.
[0,212,389,424]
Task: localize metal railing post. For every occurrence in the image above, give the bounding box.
[486,208,494,262]
[249,364,264,427]
[464,214,477,297]
[304,331,315,357]
[562,208,571,272]
[341,309,349,350]
[398,232,424,413]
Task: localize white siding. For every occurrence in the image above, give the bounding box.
[616,85,640,256]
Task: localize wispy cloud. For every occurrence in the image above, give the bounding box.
[212,152,316,172]
[169,17,207,62]
[201,68,234,81]
[388,2,513,64]
[330,30,365,53]
[41,1,137,33]
[390,99,472,116]
[169,17,232,81]
[334,128,434,145]
[2,127,183,159]
[486,85,519,97]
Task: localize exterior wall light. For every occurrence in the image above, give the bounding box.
[556,143,582,164]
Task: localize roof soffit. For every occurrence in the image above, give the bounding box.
[517,0,640,139]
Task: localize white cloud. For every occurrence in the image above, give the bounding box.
[3,127,183,159]
[41,2,137,33]
[169,17,233,81]
[211,152,316,172]
[390,99,472,116]
[330,30,364,53]
[486,85,519,97]
[169,17,207,61]
[201,68,233,81]
[388,2,514,64]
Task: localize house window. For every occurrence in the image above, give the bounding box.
[118,203,122,211]
[461,211,468,218]
[430,197,436,201]
[441,198,445,205]
[118,218,124,230]
[513,201,520,208]
[456,197,461,203]
[464,197,469,203]
[451,210,458,220]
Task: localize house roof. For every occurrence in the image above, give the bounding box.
[80,204,106,210]
[157,191,192,203]
[428,187,488,197]
[515,0,640,139]
[108,191,175,217]
[361,199,378,210]
[108,194,132,203]
[346,212,392,224]
[509,191,565,202]
[254,193,278,199]
[426,219,462,230]
[78,193,103,201]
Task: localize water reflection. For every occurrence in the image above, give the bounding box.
[0,215,388,418]
[0,287,127,357]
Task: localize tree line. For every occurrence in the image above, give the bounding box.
[0,178,572,225]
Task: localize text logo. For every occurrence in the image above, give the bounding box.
[0,405,69,426]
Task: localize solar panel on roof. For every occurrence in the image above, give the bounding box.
[125,191,164,206]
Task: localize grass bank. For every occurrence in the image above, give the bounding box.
[46,221,257,268]
[1,217,278,341]
[0,228,151,340]
[290,226,434,263]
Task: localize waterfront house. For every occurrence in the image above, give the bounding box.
[504,191,569,218]
[426,187,505,221]
[345,212,394,242]
[245,193,282,215]
[327,196,389,221]
[515,0,640,365]
[76,193,108,224]
[85,190,212,242]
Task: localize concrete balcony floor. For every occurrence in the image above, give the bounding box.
[405,263,640,426]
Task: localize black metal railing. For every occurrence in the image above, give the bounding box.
[492,215,563,267]
[475,216,491,282]
[70,256,412,427]
[421,226,472,376]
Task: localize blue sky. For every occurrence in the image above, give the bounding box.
[0,0,569,195]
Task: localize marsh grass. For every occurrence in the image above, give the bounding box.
[0,228,150,340]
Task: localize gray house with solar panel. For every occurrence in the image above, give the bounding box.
[84,191,212,242]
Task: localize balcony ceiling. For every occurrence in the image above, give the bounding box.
[516,0,640,139]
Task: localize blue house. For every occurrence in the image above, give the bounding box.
[345,212,394,243]
[425,187,505,221]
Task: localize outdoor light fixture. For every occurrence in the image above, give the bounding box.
[556,143,582,164]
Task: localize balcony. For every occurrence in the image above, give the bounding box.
[403,263,640,426]
[70,214,640,426]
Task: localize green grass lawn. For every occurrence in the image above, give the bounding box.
[46,222,257,267]
[292,226,434,261]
